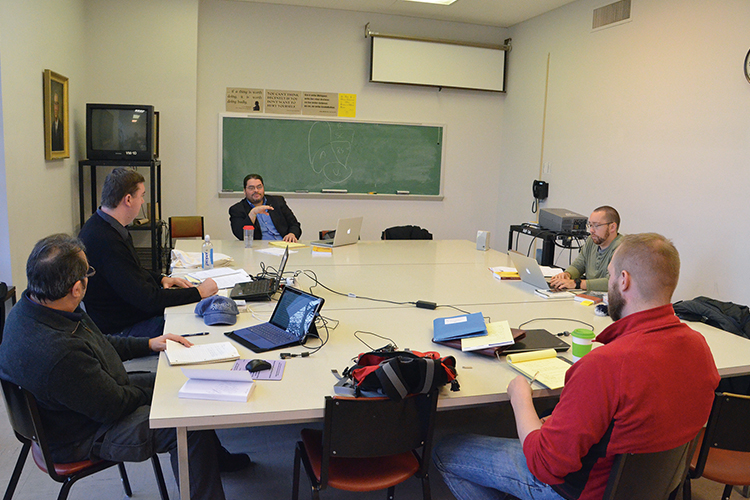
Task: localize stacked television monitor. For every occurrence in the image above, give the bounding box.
[86,103,157,161]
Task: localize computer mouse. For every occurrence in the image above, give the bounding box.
[246,359,272,372]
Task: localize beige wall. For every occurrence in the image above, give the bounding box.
[195,0,507,244]
[502,0,750,304]
[0,0,86,290]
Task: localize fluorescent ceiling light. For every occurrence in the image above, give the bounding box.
[403,0,457,5]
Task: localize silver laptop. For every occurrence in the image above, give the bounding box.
[311,217,363,247]
[508,250,553,290]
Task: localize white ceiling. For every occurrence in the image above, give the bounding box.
[231,0,578,28]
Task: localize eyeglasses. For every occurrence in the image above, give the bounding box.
[245,185,263,192]
[586,221,612,230]
[82,266,96,279]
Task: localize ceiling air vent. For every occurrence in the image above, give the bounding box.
[593,0,631,30]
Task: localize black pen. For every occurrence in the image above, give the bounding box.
[182,332,209,337]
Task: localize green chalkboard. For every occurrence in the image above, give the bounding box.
[220,115,443,196]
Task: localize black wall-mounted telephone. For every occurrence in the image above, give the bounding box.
[532,180,549,200]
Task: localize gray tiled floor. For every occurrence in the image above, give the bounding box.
[0,395,735,500]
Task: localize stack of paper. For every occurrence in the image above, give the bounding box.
[534,289,575,300]
[165,341,240,366]
[186,268,251,289]
[460,320,515,352]
[268,241,307,249]
[489,266,520,280]
[178,368,255,402]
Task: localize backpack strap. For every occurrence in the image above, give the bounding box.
[376,358,409,401]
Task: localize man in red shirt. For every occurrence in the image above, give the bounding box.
[434,233,720,500]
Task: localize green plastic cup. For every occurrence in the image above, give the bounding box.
[571,328,595,361]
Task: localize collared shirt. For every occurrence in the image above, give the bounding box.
[245,198,282,240]
[96,208,130,241]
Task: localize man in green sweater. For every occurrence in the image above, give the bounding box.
[550,206,623,292]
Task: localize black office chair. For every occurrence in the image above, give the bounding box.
[381,225,433,240]
[1,379,169,500]
[602,439,695,500]
[292,390,439,500]
[683,392,750,500]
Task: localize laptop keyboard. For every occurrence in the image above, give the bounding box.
[251,322,291,343]
[238,279,274,295]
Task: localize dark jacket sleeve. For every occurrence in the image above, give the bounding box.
[47,349,152,425]
[80,215,201,331]
[267,195,302,239]
[229,199,251,240]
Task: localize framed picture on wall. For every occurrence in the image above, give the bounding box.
[43,69,69,160]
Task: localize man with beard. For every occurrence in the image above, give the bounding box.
[550,206,622,292]
[434,233,720,500]
[228,174,301,242]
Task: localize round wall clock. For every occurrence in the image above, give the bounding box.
[745,48,750,83]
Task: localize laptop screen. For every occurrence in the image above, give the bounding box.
[269,287,324,339]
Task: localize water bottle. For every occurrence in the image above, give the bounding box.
[243,225,254,248]
[202,234,214,269]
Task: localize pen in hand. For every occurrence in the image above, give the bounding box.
[182,332,209,337]
[529,371,540,386]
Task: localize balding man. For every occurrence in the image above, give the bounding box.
[550,205,622,292]
[434,233,719,500]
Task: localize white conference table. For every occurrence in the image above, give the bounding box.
[153,240,750,499]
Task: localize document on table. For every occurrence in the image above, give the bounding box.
[165,340,240,366]
[178,368,254,402]
[461,320,515,351]
[186,268,250,289]
[506,348,573,390]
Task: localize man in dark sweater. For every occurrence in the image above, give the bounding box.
[0,234,226,499]
[79,168,218,338]
[228,173,301,242]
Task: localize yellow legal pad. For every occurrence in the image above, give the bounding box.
[506,349,573,390]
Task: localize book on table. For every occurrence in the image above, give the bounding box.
[432,312,487,342]
[165,340,240,366]
[506,348,574,390]
[178,368,255,402]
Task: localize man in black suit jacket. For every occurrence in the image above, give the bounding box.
[228,173,302,242]
[79,168,218,337]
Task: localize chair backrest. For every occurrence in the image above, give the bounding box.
[320,390,438,485]
[1,379,60,480]
[692,392,750,477]
[169,216,204,240]
[169,216,205,251]
[602,439,695,500]
[381,225,433,240]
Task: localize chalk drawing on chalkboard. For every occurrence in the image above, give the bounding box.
[308,122,353,184]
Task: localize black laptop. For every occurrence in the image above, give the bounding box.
[225,287,325,353]
[230,246,289,301]
[501,329,570,354]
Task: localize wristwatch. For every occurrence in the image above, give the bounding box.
[574,278,582,290]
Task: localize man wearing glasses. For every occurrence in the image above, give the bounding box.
[550,206,622,292]
[0,234,227,499]
[229,173,302,243]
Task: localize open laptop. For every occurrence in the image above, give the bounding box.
[508,250,554,290]
[229,246,289,301]
[225,287,325,353]
[311,217,363,247]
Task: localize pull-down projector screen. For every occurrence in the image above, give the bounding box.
[370,36,507,92]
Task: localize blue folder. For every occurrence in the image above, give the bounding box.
[432,312,487,342]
